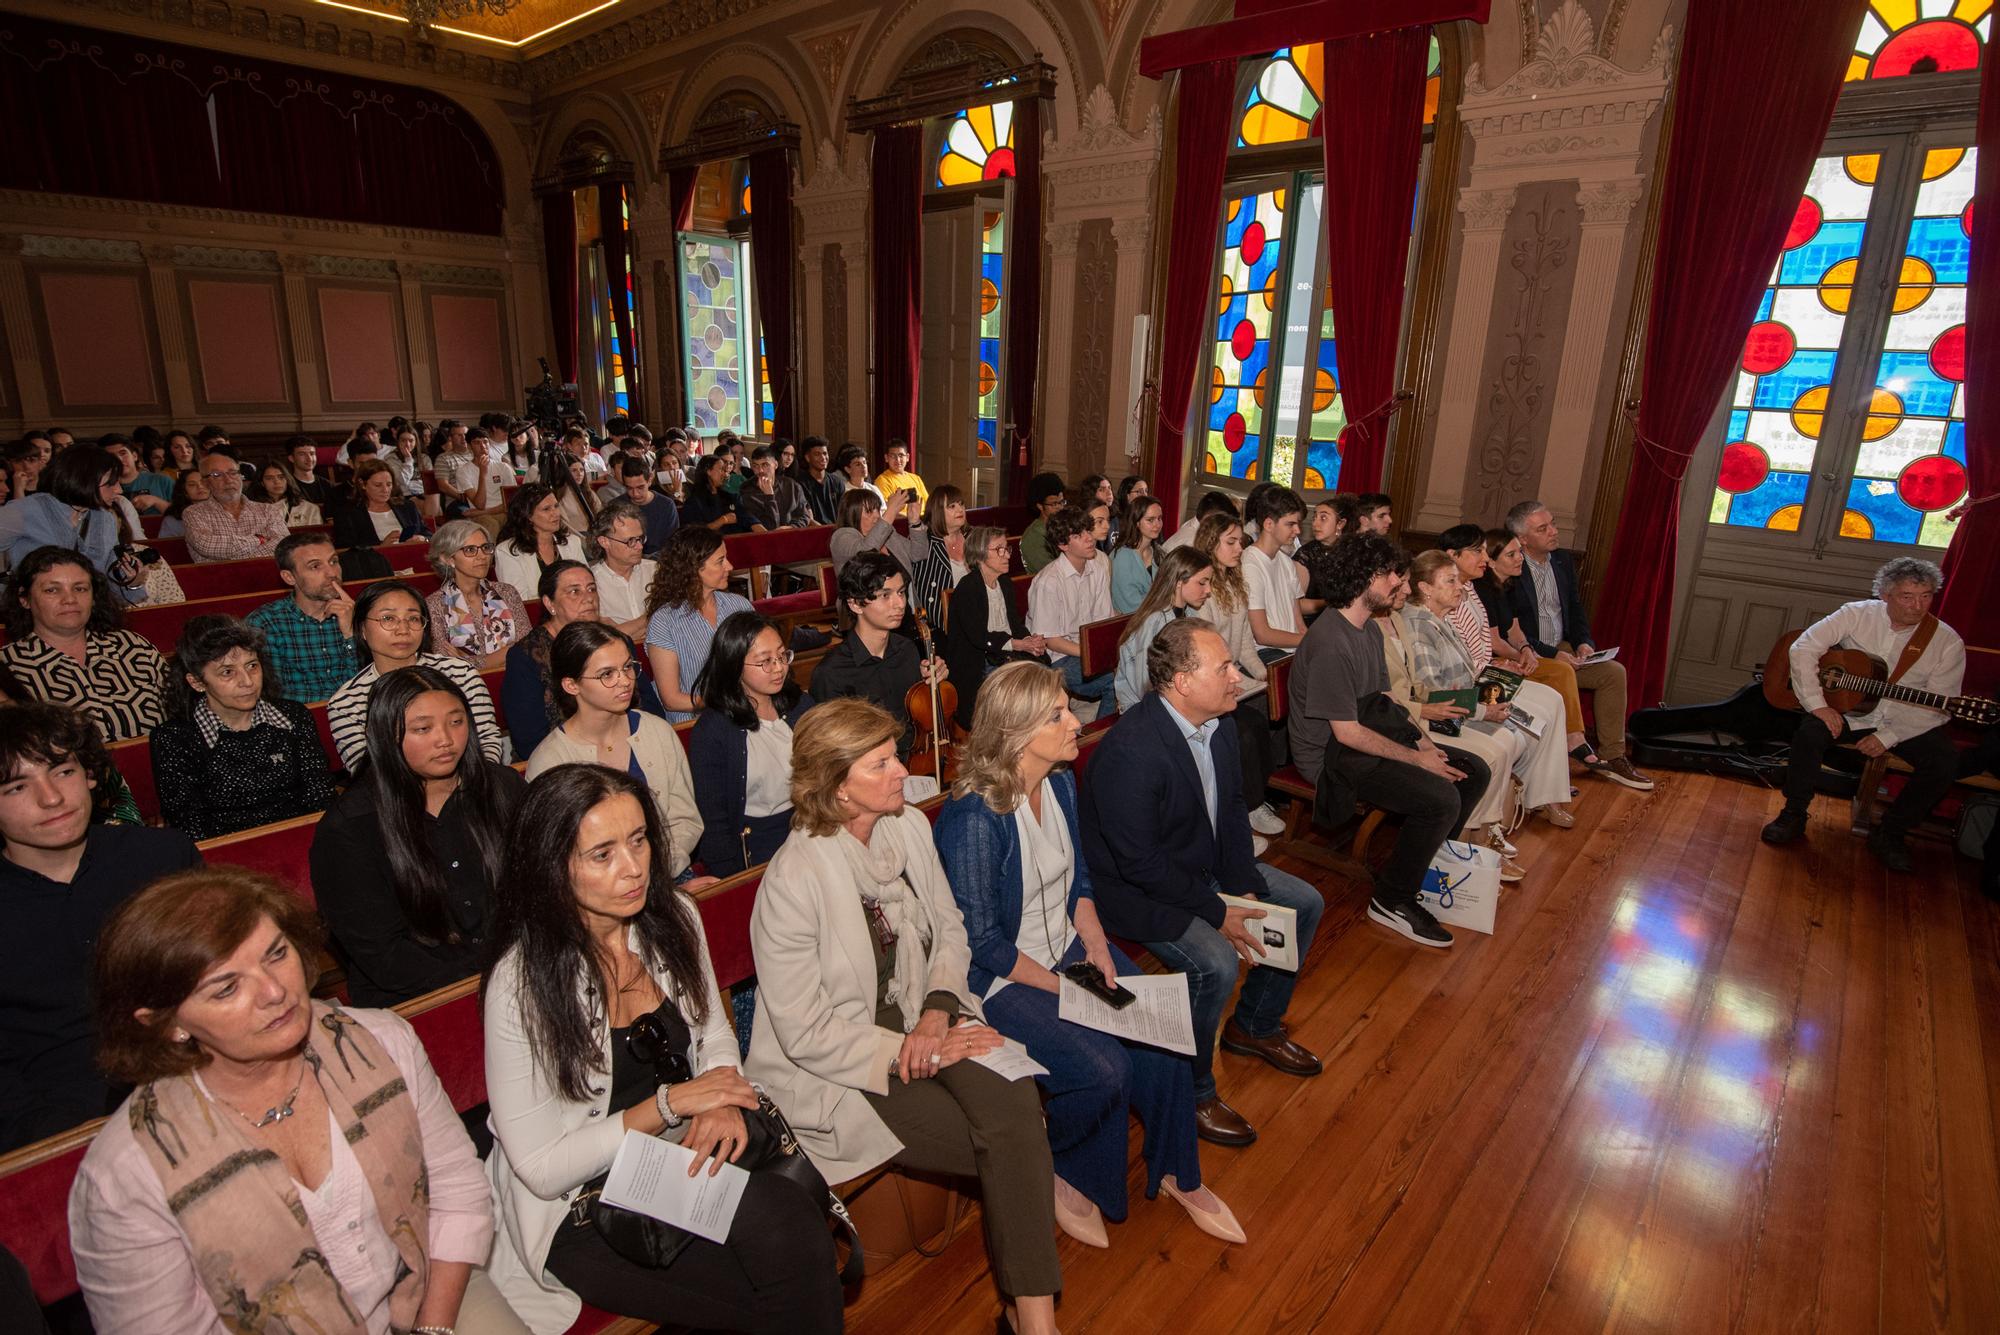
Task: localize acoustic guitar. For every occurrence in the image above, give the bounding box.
[1761,629,2000,725]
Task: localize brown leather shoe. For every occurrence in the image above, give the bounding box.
[1194,1096,1257,1147]
[1220,1018,1324,1077]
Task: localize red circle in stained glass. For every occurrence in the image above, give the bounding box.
[1930,324,1967,382]
[1230,319,1257,361]
[1872,20,1981,80]
[1783,196,1822,251]
[1223,413,1247,450]
[1742,322,1796,375]
[1964,200,1975,238]
[1717,441,1769,495]
[1897,454,1968,511]
[1241,221,1267,265]
[982,147,1016,180]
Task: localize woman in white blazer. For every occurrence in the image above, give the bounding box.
[744,699,1064,1335]
[494,483,588,599]
[482,764,841,1335]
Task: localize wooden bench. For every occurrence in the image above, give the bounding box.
[171,540,433,601]
[112,571,442,657]
[1077,612,1131,682]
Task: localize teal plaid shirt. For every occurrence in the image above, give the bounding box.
[246,595,355,703]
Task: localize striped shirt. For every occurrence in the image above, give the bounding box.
[645,592,753,722]
[0,631,169,742]
[327,654,502,771]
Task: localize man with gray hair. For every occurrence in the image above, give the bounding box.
[1503,500,1654,790]
[1761,557,1965,869]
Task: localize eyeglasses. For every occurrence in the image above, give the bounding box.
[201,470,237,481]
[455,543,494,557]
[584,661,641,684]
[746,650,795,671]
[367,613,425,629]
[602,534,645,549]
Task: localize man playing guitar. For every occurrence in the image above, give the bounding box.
[1761,557,1965,871]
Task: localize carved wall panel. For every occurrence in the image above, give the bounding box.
[823,242,849,442]
[1066,220,1116,458]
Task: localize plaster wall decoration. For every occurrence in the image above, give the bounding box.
[1466,186,1573,526]
[171,245,281,272]
[1044,85,1161,220]
[419,263,507,287]
[1067,219,1116,453]
[795,137,872,240]
[306,255,400,280]
[0,188,512,247]
[19,236,144,264]
[631,72,684,157]
[794,20,863,103]
[526,0,769,91]
[846,0,1091,141]
[823,242,849,441]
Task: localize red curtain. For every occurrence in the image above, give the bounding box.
[0,14,500,234]
[1937,42,2000,649]
[598,182,639,416]
[871,124,925,461]
[1588,0,1867,710]
[749,148,798,440]
[668,165,699,233]
[1002,98,1045,505]
[1148,59,1237,531]
[1320,27,1429,492]
[542,191,579,386]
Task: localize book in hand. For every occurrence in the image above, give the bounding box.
[1574,645,1618,666]
[1429,687,1477,714]
[1474,666,1524,705]
[1503,703,1546,741]
[1218,894,1299,971]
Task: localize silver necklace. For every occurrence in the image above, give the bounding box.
[215,1063,306,1130]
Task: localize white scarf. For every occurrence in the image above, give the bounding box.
[835,821,937,1031]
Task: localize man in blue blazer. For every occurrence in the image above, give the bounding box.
[1078,618,1323,1147]
[1502,500,1653,791]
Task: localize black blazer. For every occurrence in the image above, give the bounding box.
[1503,547,1594,657]
[1077,692,1260,943]
[686,693,815,877]
[945,569,1029,729]
[332,500,426,548]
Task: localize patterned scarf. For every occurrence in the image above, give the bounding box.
[440,578,515,656]
[126,1002,431,1334]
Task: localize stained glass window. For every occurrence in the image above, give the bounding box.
[936,102,1017,188]
[1844,146,1973,546]
[681,236,746,432]
[601,185,634,415]
[1710,155,1877,532]
[1235,36,1442,149]
[1206,188,1287,479]
[1849,0,1988,82]
[759,332,775,434]
[977,209,1006,460]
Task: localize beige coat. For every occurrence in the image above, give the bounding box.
[743,807,981,1183]
[526,712,704,875]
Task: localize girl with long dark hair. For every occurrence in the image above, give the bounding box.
[481,764,841,1334]
[310,665,526,1005]
[687,611,815,876]
[326,579,502,771]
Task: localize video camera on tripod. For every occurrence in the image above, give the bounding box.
[524,357,580,440]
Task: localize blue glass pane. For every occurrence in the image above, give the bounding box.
[1776,220,1867,284]
[1726,471,1809,527]
[1843,478,1924,543]
[1907,216,1972,283]
[1748,349,1838,409]
[1874,349,1957,416]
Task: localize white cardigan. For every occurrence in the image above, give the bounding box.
[483,911,736,1335]
[493,532,587,604]
[742,808,980,1184]
[524,713,705,878]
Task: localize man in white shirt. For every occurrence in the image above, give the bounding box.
[562,426,610,480]
[1241,486,1308,653]
[1027,505,1119,715]
[1761,557,1966,871]
[1164,490,1243,552]
[588,500,657,638]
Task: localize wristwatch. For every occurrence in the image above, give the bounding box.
[656,1083,685,1129]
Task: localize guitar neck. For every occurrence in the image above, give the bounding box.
[1828,670,1950,712]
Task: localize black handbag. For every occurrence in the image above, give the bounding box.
[580,1006,864,1283]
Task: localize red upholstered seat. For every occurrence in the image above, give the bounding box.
[107,736,159,822]
[693,871,763,992]
[148,537,190,564]
[171,540,431,601]
[198,814,321,904]
[1078,613,1130,680]
[753,588,827,619]
[118,571,440,657]
[1265,652,1294,723]
[399,979,486,1114]
[0,1125,97,1304]
[1009,572,1032,618]
[725,525,834,569]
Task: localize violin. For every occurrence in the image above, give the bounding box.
[904,604,963,781]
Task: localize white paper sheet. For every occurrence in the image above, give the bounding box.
[598,1129,751,1244]
[1503,705,1546,741]
[1575,646,1619,665]
[1058,972,1198,1054]
[969,1037,1050,1082]
[1218,894,1299,971]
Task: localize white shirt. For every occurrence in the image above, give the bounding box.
[1242,542,1303,634]
[369,507,401,540]
[1525,554,1565,646]
[743,716,796,819]
[1787,599,1966,748]
[591,557,657,625]
[988,778,1076,997]
[438,452,499,507]
[1027,551,1113,661]
[1162,517,1201,551]
[290,1106,399,1330]
[986,579,1014,637]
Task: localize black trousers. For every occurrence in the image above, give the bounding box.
[1236,693,1282,809]
[546,1170,843,1335]
[1330,745,1490,903]
[1780,714,1958,834]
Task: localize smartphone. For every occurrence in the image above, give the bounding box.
[1063,962,1138,1010]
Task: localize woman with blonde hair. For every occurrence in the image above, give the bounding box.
[1113,545,1214,713]
[935,662,1241,1249]
[746,698,1064,1334]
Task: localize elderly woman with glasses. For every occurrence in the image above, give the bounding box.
[426,518,532,671]
[327,579,503,772]
[686,612,817,877]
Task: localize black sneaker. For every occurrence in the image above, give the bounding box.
[1867,827,1914,873]
[1367,896,1454,948]
[1761,808,1808,846]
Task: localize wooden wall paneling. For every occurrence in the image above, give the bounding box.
[425,286,514,411]
[179,273,295,413]
[29,266,167,417]
[310,281,411,412]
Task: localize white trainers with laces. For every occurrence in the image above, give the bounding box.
[1248,803,1287,836]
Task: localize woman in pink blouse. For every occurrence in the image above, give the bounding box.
[68,867,526,1334]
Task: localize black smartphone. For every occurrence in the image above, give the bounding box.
[1063,963,1138,1010]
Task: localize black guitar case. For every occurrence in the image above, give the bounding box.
[1628,678,1861,797]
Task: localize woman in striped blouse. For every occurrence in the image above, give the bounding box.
[327,580,502,772]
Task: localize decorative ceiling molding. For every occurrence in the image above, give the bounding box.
[171,245,282,272]
[792,19,862,103]
[1465,0,1671,99]
[0,188,511,247]
[20,235,144,264]
[523,0,764,91]
[630,71,683,153]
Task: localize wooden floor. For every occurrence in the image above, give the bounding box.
[843,771,2000,1334]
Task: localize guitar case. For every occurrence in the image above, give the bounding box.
[1628,679,1862,797]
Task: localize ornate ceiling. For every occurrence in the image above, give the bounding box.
[313,0,639,48]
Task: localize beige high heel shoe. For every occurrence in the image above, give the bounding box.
[1160,1175,1247,1244]
[1052,1177,1108,1248]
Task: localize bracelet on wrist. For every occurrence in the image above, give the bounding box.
[412,1326,455,1335]
[656,1083,684,1129]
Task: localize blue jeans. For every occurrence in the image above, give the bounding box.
[1140,863,1323,1103]
[983,938,1201,1218]
[1057,654,1118,710]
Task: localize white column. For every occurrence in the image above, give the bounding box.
[1037,221,1084,476]
[142,243,197,422]
[1539,176,1645,530]
[1416,185,1517,532]
[1107,215,1153,476]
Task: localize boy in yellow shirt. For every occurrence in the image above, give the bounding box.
[872,438,929,511]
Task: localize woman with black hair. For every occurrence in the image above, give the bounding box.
[687,612,815,877]
[154,468,207,539]
[0,445,148,602]
[494,483,587,595]
[149,615,333,840]
[310,665,525,1004]
[525,621,705,885]
[482,764,841,1335]
[0,547,169,742]
[676,453,740,532]
[643,526,753,721]
[327,580,502,771]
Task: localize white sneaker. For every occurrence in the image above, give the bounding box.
[1252,833,1271,856]
[1248,803,1286,836]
